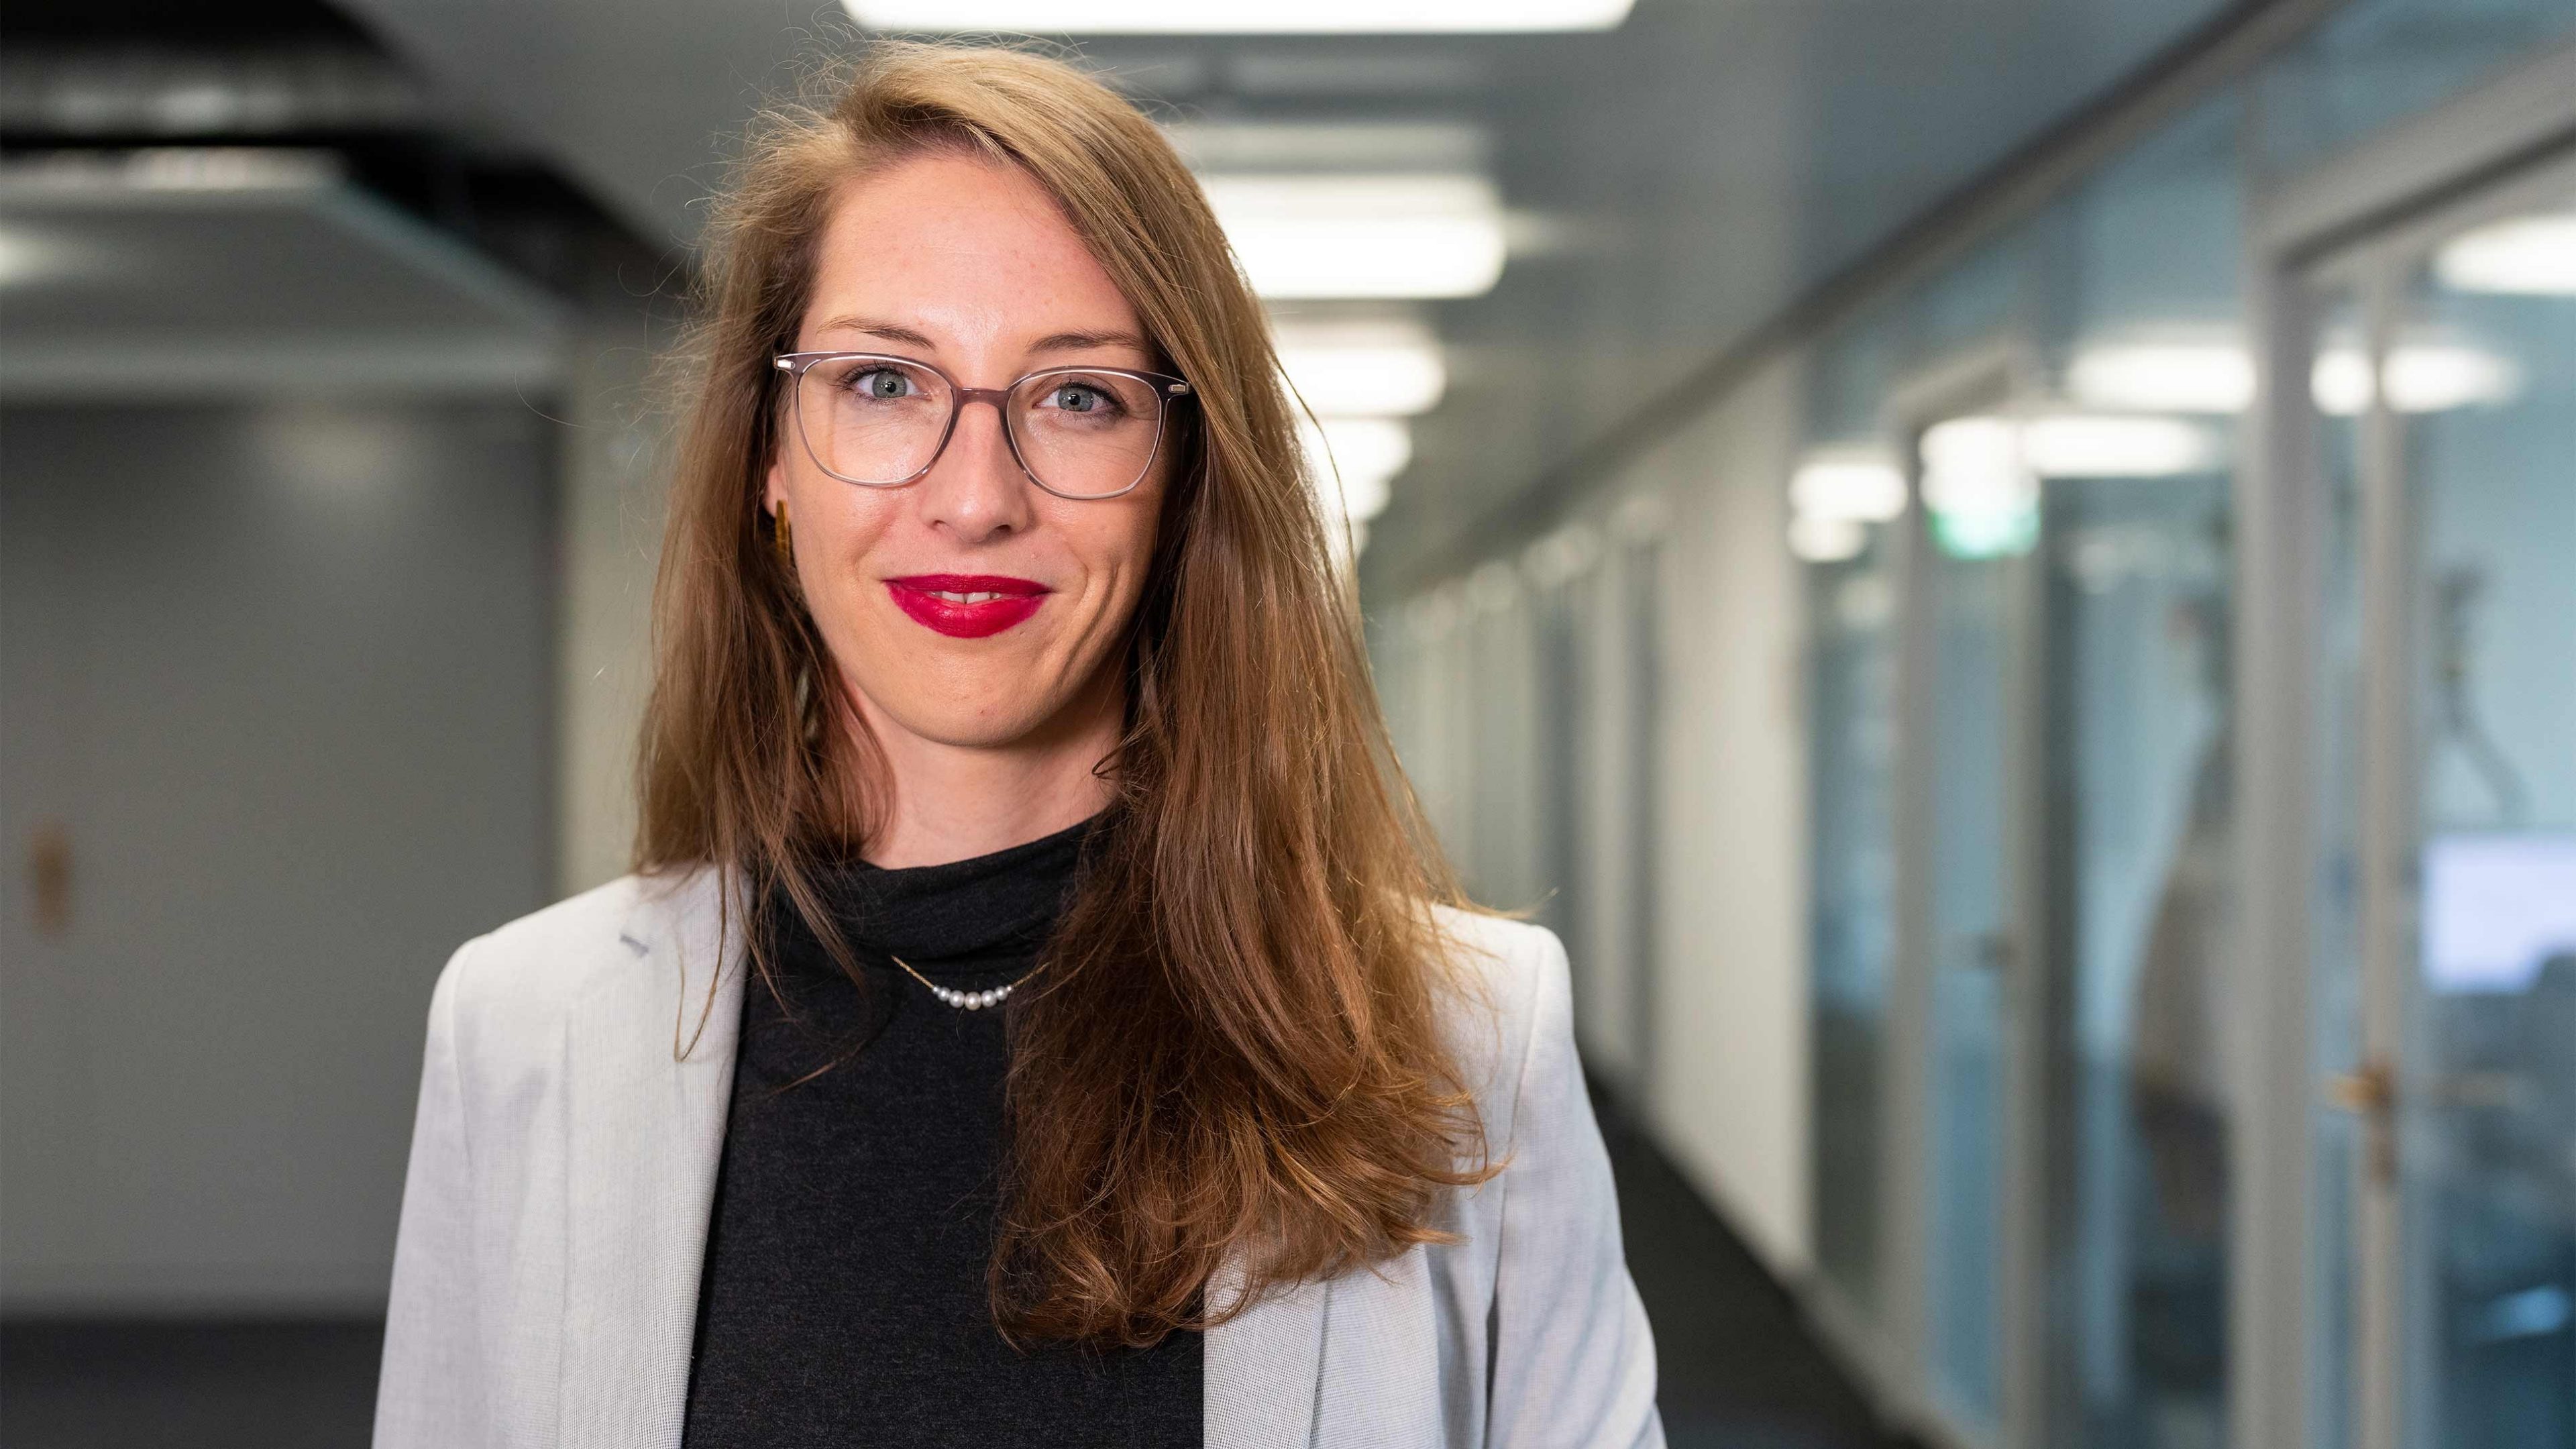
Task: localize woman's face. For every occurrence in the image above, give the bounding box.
[767,152,1169,754]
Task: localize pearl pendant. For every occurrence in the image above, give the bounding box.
[930,983,1010,1011]
[888,955,1029,1012]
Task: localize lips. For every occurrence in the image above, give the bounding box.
[885,574,1051,638]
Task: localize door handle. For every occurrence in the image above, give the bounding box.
[2322,1057,2398,1185]
[28,822,70,937]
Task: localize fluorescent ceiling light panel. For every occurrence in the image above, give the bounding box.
[1166,121,1487,176]
[2019,415,2215,477]
[1318,466,1393,525]
[2068,341,2256,413]
[1203,174,1506,299]
[2379,343,2522,411]
[1921,467,2037,517]
[845,0,1633,34]
[2434,211,2576,295]
[1788,447,1907,522]
[2312,343,2522,415]
[2074,336,2527,417]
[1920,412,2214,494]
[1788,513,1868,564]
[1301,416,1408,522]
[1919,415,2025,503]
[1274,318,1446,417]
[0,147,339,197]
[2308,349,2373,416]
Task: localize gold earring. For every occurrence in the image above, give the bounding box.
[772,498,792,568]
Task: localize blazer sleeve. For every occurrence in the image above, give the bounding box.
[374,942,488,1448]
[1486,928,1665,1449]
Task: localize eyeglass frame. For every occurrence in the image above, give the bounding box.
[771,350,1194,501]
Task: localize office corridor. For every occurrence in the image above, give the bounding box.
[9,3,2574,1445]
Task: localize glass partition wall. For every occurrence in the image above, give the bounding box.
[1375,15,2576,1449]
[1799,98,2249,1449]
[1796,42,2573,1449]
[1810,524,1904,1321]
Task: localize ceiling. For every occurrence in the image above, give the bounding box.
[329,0,2233,586]
[0,154,564,398]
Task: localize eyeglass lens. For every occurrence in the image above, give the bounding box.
[794,357,1167,498]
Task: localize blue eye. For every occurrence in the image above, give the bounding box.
[1052,384,1108,413]
[854,368,913,399]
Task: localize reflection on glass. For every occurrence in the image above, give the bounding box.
[2398,203,2576,1449]
[2312,288,2367,1449]
[1927,529,2009,1430]
[2045,465,2233,1448]
[2040,91,2247,1447]
[1811,525,1900,1313]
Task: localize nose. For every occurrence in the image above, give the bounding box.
[916,390,1035,543]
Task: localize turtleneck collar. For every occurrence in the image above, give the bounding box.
[771,812,1099,979]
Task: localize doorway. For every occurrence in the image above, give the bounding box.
[2287,146,2576,1449]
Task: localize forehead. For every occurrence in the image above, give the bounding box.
[805,151,1142,346]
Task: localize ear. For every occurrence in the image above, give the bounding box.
[763,452,790,516]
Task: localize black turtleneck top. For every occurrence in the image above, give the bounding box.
[680,817,1202,1448]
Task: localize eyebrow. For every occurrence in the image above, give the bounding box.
[816,316,938,350]
[814,316,1152,360]
[1028,328,1152,356]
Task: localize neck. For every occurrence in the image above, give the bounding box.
[847,674,1121,869]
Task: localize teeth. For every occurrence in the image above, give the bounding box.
[930,590,1006,604]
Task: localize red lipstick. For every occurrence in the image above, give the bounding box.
[885,574,1051,638]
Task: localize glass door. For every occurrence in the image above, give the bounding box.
[2038,460,2236,1448]
[2392,164,2575,1449]
[2305,154,2576,1449]
[1925,531,2015,1436]
[1910,402,2041,1446]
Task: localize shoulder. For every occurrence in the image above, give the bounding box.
[1425,904,1574,1142]
[1429,904,1566,1014]
[430,867,718,1067]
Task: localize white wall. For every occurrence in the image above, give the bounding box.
[1375,351,1816,1278]
[554,310,1822,1281]
[1637,356,1813,1277]
[554,323,672,897]
[1570,541,1646,1095]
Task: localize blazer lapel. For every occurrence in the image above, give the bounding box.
[1205,1256,1328,1449]
[547,867,1330,1448]
[558,870,745,1448]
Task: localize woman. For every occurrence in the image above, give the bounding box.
[374,42,1660,1449]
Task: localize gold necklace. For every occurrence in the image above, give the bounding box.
[886,953,1038,1012]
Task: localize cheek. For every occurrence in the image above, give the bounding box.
[1061,500,1161,621]
[796,470,896,561]
[794,492,902,635]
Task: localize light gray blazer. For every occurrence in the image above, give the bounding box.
[373,867,1664,1448]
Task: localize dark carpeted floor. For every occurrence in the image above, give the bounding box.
[0,1319,384,1447]
[1595,1093,1902,1449]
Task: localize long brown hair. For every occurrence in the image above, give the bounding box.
[635,41,1493,1347]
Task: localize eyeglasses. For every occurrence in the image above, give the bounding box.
[773,351,1193,501]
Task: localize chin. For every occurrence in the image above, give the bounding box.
[863,680,1069,751]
